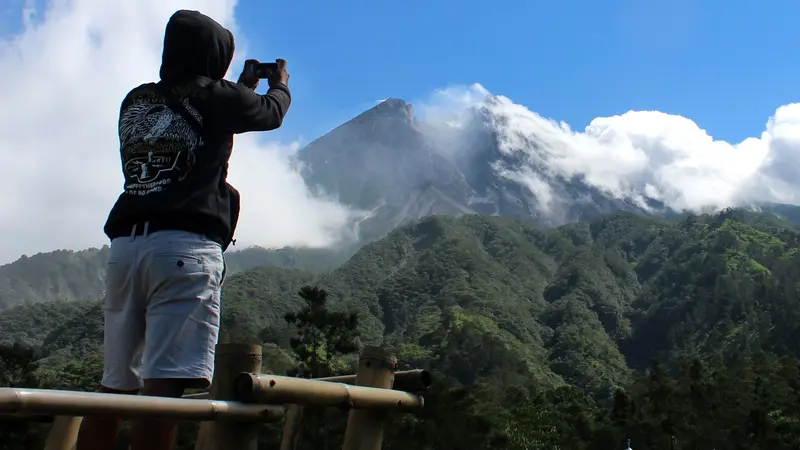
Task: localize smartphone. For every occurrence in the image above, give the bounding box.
[253,62,279,79]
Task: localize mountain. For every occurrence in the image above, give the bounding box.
[0,97,664,311]
[296,99,476,242]
[296,98,661,244]
[299,97,800,245]
[4,96,800,312]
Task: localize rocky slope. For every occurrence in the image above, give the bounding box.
[297,97,798,245]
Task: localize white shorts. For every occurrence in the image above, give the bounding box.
[101,226,225,391]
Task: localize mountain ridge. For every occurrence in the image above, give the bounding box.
[3,95,800,310]
[296,94,799,242]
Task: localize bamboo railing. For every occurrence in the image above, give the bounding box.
[0,344,430,450]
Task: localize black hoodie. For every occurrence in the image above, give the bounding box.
[103,10,291,250]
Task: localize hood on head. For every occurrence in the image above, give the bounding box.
[159,10,235,82]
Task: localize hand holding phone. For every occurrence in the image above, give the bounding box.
[261,59,289,87]
[238,59,290,90]
[253,62,278,79]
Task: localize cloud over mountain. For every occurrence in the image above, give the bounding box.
[416,84,800,213]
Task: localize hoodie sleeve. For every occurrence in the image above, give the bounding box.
[211,80,292,134]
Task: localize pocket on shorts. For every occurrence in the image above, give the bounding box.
[193,244,225,289]
[145,241,225,296]
[150,248,206,279]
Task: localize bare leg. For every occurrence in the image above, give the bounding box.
[129,378,187,450]
[75,386,138,450]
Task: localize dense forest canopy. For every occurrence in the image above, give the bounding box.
[3,209,800,448]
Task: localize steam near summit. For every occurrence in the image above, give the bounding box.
[296,83,800,242]
[413,84,799,214]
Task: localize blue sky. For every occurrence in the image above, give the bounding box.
[232,0,800,145]
[2,0,796,144]
[0,0,799,261]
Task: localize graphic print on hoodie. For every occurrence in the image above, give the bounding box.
[103,9,291,248]
[119,97,202,194]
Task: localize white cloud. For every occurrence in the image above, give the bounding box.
[0,0,359,264]
[416,83,800,214]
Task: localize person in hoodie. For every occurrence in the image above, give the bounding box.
[75,9,291,450]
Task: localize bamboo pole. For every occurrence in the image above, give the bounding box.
[183,369,433,398]
[274,368,429,450]
[278,404,305,450]
[181,369,433,401]
[321,369,431,392]
[43,416,82,450]
[341,347,398,450]
[0,388,281,421]
[195,343,265,450]
[233,373,422,412]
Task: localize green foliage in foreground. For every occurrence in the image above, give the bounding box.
[4,336,800,448]
[4,209,800,448]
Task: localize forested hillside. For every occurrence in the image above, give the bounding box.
[4,209,800,448]
[0,245,347,310]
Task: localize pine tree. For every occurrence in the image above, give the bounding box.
[283,286,360,450]
[284,285,360,378]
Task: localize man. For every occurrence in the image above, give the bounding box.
[75,9,291,450]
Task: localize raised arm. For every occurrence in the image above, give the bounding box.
[212,59,292,134]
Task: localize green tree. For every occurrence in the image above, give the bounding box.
[283,286,359,378]
[0,342,39,387]
[0,343,45,450]
[282,286,360,450]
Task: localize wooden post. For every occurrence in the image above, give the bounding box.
[43,416,82,450]
[341,347,397,450]
[279,404,305,450]
[195,343,263,450]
